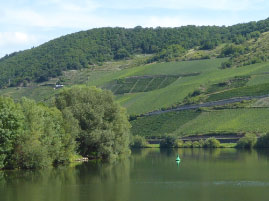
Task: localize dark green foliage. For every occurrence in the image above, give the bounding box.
[190,89,202,97]
[1,18,269,88]
[220,44,246,68]
[15,98,77,169]
[236,133,257,149]
[220,44,245,57]
[0,86,130,169]
[221,60,233,69]
[130,135,149,148]
[200,40,219,50]
[203,137,221,148]
[0,96,77,169]
[114,48,130,60]
[148,44,186,62]
[255,133,269,148]
[0,97,24,169]
[160,134,177,148]
[54,85,131,160]
[130,110,201,138]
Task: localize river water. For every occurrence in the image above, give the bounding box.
[1,148,269,201]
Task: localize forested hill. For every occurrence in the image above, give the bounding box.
[0,18,269,88]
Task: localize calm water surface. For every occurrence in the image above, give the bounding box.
[1,148,269,201]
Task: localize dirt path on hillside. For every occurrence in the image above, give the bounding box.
[141,94,269,116]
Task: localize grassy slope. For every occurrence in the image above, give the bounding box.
[130,107,269,138]
[247,74,269,86]
[2,57,269,137]
[131,110,201,138]
[207,83,269,101]
[177,108,269,135]
[2,58,269,115]
[0,86,56,102]
[116,59,269,114]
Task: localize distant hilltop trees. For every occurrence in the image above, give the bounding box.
[0,18,269,88]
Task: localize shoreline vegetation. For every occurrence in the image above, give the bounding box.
[0,85,131,170]
[131,134,269,149]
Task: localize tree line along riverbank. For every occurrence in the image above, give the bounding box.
[0,85,130,170]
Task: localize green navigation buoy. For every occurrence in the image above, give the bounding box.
[176,154,180,162]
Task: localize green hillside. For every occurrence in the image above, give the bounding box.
[0,18,269,88]
[222,32,269,68]
[2,57,269,115]
[1,18,269,139]
[130,108,269,138]
[177,108,269,135]
[131,110,201,138]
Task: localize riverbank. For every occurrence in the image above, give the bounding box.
[145,143,236,148]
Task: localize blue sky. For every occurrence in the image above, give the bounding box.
[0,0,269,58]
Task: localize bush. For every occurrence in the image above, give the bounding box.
[199,139,205,147]
[203,137,220,148]
[183,141,193,148]
[160,134,177,148]
[192,141,201,148]
[174,139,184,148]
[221,60,232,69]
[255,133,269,148]
[190,89,202,97]
[0,96,24,169]
[236,133,257,149]
[130,135,149,148]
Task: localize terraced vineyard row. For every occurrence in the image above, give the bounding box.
[207,82,269,101]
[104,75,180,94]
[131,107,269,138]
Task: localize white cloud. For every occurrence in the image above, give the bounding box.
[1,0,267,30]
[98,0,266,11]
[0,31,41,57]
[0,32,36,46]
[38,0,101,12]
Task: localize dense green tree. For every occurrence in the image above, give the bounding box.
[160,134,177,148]
[236,133,257,149]
[0,85,131,168]
[0,97,78,169]
[114,48,130,60]
[255,133,269,148]
[55,86,131,159]
[12,98,77,169]
[149,44,186,62]
[130,135,149,148]
[220,44,245,57]
[0,97,24,169]
[203,137,220,148]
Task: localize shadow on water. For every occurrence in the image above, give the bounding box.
[0,156,134,201]
[256,148,269,160]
